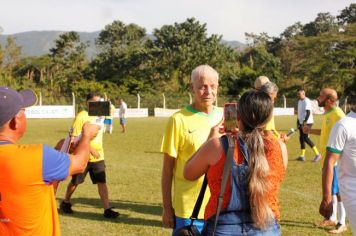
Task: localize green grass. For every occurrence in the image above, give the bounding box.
[20,116,352,236]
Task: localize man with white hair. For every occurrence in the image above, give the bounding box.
[254,75,270,90]
[161,65,222,234]
[258,80,289,142]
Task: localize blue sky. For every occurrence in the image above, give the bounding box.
[0,0,353,42]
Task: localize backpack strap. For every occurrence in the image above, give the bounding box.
[189,175,207,223]
[213,135,235,236]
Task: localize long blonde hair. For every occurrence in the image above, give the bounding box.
[238,90,274,229]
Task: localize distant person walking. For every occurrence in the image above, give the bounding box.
[296,89,320,161]
[119,98,127,133]
[104,100,116,134]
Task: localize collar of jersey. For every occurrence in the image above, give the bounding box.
[186,105,217,117]
[324,106,337,115]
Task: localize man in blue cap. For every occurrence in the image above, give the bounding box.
[0,87,99,235]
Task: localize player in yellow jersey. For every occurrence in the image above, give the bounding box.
[161,65,223,234]
[304,88,346,233]
[60,92,119,218]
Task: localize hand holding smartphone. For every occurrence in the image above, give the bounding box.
[223,103,238,133]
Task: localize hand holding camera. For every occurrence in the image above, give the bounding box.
[223,103,238,134]
[88,101,111,125]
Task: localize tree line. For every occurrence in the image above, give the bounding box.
[0,4,355,107]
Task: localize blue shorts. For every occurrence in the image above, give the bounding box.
[332,166,339,195]
[104,119,112,125]
[172,216,204,235]
[120,118,126,125]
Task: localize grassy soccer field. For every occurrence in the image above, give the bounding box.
[21,116,352,236]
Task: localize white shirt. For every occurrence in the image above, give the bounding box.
[298,97,314,124]
[327,111,356,204]
[119,102,127,118]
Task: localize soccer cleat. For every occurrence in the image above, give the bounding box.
[313,154,321,162]
[60,201,74,214]
[315,219,337,227]
[296,156,305,161]
[329,223,347,234]
[104,207,120,218]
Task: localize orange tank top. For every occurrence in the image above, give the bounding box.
[205,135,285,221]
[0,144,61,236]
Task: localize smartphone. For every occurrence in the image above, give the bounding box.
[224,103,237,133]
[88,101,110,116]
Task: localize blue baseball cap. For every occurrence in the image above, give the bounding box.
[0,87,37,126]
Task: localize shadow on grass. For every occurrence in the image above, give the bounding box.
[59,197,162,227]
[60,211,161,226]
[280,219,317,229]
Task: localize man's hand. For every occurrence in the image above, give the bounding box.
[209,119,224,140]
[319,197,333,219]
[303,124,311,134]
[90,147,101,159]
[162,206,175,228]
[82,123,100,140]
[280,133,290,143]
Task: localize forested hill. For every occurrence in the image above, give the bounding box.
[0,31,245,59]
[0,31,99,59]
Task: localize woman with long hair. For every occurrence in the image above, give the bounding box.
[184,90,288,235]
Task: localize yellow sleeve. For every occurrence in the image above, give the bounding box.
[265,116,280,138]
[72,112,86,137]
[160,116,180,158]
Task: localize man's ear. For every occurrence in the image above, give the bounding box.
[8,117,17,130]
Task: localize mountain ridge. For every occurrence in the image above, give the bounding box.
[0,31,245,59]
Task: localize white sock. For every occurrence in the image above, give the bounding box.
[338,201,346,225]
[329,195,338,222]
[109,126,113,134]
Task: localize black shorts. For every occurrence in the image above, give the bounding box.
[71,160,106,185]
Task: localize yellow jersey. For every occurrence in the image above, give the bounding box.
[320,106,345,157]
[161,105,222,218]
[72,110,104,162]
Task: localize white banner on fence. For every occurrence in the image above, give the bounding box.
[114,108,149,118]
[25,106,75,118]
[311,100,325,115]
[154,108,180,117]
[273,107,294,116]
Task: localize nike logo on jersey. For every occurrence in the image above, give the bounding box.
[188,129,197,134]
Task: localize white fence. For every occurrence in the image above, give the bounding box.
[25,106,75,118]
[25,106,149,118]
[154,107,295,117]
[27,92,350,118]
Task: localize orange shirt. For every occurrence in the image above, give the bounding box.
[0,143,69,236]
[205,135,285,221]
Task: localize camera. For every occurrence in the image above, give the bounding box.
[224,103,237,133]
[88,101,110,117]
